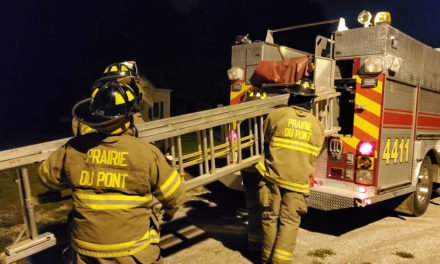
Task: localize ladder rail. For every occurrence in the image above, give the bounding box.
[0,94,290,171]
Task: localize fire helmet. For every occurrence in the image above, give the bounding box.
[100,61,140,80]
[94,61,143,110]
[288,78,316,97]
[245,88,268,101]
[72,80,137,135]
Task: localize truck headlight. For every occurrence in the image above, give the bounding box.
[364,56,384,73]
[227,67,244,81]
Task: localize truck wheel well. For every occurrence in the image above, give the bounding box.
[426,149,439,165]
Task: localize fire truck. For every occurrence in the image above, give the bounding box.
[228,11,440,216]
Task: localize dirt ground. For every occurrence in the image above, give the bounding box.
[1,176,440,264]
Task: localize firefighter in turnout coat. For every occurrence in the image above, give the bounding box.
[256,78,325,264]
[39,79,186,263]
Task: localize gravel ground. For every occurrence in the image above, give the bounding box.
[163,191,440,264]
[2,183,439,264]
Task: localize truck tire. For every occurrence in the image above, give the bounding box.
[413,156,433,216]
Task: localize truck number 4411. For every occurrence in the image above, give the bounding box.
[382,138,410,165]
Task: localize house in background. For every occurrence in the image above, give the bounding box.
[138,77,172,121]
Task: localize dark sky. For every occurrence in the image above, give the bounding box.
[0,0,438,150]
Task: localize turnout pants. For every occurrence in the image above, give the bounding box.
[68,245,163,264]
[259,179,307,264]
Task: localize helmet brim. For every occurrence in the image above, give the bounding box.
[71,98,128,130]
[283,87,317,97]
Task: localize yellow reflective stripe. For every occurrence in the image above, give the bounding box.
[72,229,160,258]
[275,248,293,257]
[120,65,129,72]
[163,174,181,199]
[255,161,266,176]
[75,193,152,201]
[158,170,181,199]
[104,66,109,73]
[354,115,379,140]
[79,123,95,135]
[110,65,118,72]
[149,229,160,243]
[111,128,123,135]
[74,193,152,210]
[273,248,293,261]
[271,142,319,157]
[73,202,144,210]
[91,88,99,98]
[115,93,125,105]
[355,93,381,117]
[256,157,309,193]
[126,90,135,101]
[273,252,292,261]
[73,229,149,251]
[160,170,178,193]
[110,122,131,135]
[272,137,320,151]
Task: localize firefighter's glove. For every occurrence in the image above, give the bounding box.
[162,212,174,223]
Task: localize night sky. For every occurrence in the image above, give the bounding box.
[1,0,439,150]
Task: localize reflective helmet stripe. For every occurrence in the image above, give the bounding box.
[115,93,126,105]
[91,88,99,98]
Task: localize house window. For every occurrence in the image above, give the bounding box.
[149,101,164,120]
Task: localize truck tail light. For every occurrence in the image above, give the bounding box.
[355,141,375,185]
[357,141,374,156]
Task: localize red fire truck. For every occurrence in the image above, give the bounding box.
[228,11,440,216]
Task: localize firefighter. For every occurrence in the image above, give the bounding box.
[255,78,325,264]
[39,79,186,263]
[72,61,154,136]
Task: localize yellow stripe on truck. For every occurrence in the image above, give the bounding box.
[354,115,379,140]
[355,93,381,117]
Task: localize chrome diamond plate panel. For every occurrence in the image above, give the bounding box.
[334,25,388,57]
[314,143,328,178]
[306,190,355,211]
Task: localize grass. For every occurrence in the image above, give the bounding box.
[307,248,336,259]
[0,164,71,252]
[394,251,414,259]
